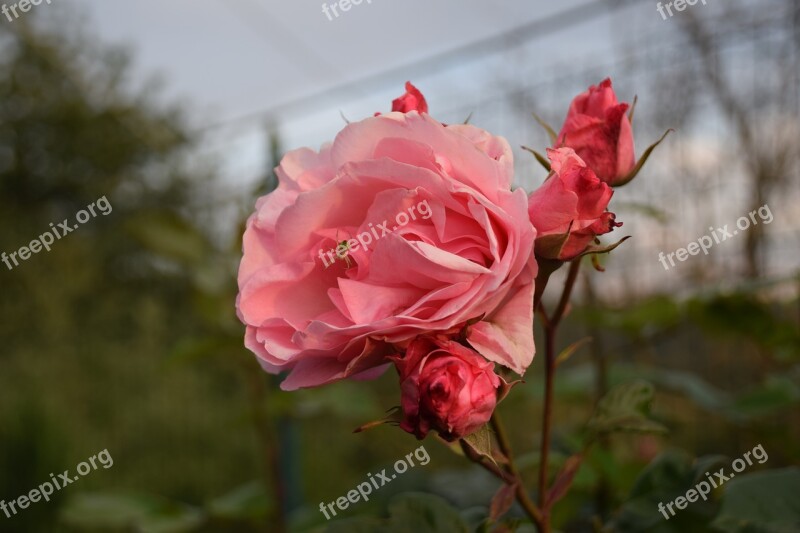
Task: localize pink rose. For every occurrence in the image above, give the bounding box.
[236,111,537,391]
[391,82,428,114]
[557,78,635,186]
[528,148,621,261]
[392,336,501,440]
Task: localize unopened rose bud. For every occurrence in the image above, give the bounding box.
[391,81,428,114]
[392,337,500,441]
[528,148,621,261]
[557,78,636,186]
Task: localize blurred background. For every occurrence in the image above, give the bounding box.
[0,0,797,531]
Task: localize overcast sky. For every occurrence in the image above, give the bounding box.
[70,0,606,125]
[21,0,798,289]
[60,0,663,192]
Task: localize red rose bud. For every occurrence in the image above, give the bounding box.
[392,337,500,441]
[528,148,621,261]
[557,78,635,186]
[391,81,429,114]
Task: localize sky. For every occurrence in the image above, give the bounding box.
[70,0,601,125]
[35,0,798,292]
[62,0,645,193]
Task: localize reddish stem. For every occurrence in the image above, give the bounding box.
[462,259,582,533]
[537,259,582,532]
[490,415,544,527]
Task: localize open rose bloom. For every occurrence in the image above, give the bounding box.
[237,94,537,396]
[236,80,647,442]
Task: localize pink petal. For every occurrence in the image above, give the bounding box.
[468,279,535,374]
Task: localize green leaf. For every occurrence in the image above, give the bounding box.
[555,337,592,367]
[434,434,467,460]
[574,236,632,260]
[496,378,523,405]
[60,493,151,529]
[532,113,559,145]
[59,492,204,532]
[587,380,668,437]
[533,221,574,261]
[353,406,403,433]
[712,467,800,533]
[614,129,673,187]
[628,94,639,123]
[462,424,496,465]
[521,146,552,172]
[610,451,726,532]
[208,481,270,522]
[730,376,800,419]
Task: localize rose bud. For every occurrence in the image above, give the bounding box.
[557,78,635,186]
[528,147,621,261]
[392,337,500,441]
[391,81,428,114]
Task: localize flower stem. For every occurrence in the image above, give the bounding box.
[537,259,582,531]
[459,439,515,485]
[552,259,582,329]
[490,414,544,527]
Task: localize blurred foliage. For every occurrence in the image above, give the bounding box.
[324,493,470,533]
[0,15,257,532]
[586,380,668,438]
[0,399,67,531]
[60,492,204,533]
[711,468,800,533]
[609,451,726,532]
[579,287,800,361]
